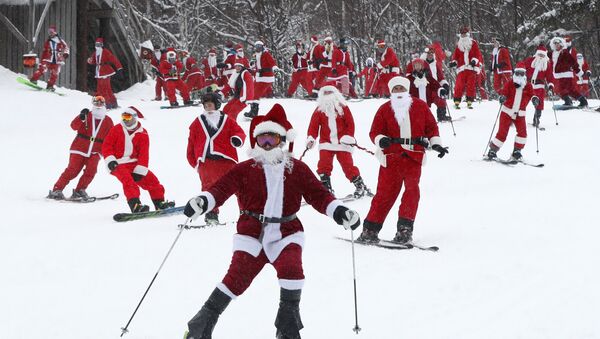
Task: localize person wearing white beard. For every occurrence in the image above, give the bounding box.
[47,96,114,201]
[182,103,360,339]
[86,37,124,109]
[357,76,447,245]
[305,86,372,198]
[448,26,483,109]
[30,25,70,90]
[522,44,555,127]
[186,92,246,225]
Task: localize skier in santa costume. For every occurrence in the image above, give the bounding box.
[30,25,69,91]
[490,37,513,95]
[575,53,592,97]
[549,37,587,107]
[246,41,277,119]
[486,62,539,161]
[286,41,313,97]
[160,48,193,107]
[47,96,114,200]
[405,59,451,122]
[420,45,451,121]
[307,35,325,96]
[522,44,554,127]
[222,58,255,120]
[102,106,174,213]
[201,48,219,87]
[357,57,378,97]
[374,39,401,98]
[87,38,123,109]
[186,92,246,225]
[182,103,360,339]
[305,85,371,197]
[357,76,448,244]
[448,26,483,109]
[182,56,205,94]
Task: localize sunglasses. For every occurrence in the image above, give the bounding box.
[514,70,526,76]
[121,113,135,121]
[256,133,282,149]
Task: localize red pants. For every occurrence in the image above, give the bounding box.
[287,70,313,96]
[165,79,190,103]
[366,154,422,223]
[53,153,100,191]
[314,68,331,91]
[155,77,166,99]
[254,82,273,100]
[198,159,236,213]
[317,150,359,181]
[222,244,304,296]
[493,73,512,94]
[577,84,590,98]
[555,77,582,98]
[453,70,477,100]
[186,74,205,92]
[95,77,118,108]
[491,113,527,150]
[31,62,60,87]
[533,88,546,110]
[111,162,165,201]
[222,98,247,120]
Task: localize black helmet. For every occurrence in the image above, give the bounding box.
[201,92,222,110]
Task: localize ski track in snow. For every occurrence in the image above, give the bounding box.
[1,65,599,339]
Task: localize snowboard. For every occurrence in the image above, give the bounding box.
[17,77,65,96]
[113,206,184,222]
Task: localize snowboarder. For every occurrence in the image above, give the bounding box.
[222,58,255,120]
[47,96,114,200]
[87,38,123,109]
[549,37,587,107]
[305,85,371,197]
[286,41,313,97]
[448,26,483,109]
[182,56,206,95]
[575,53,591,98]
[357,57,378,97]
[186,92,246,225]
[182,103,360,339]
[374,39,401,97]
[201,48,219,87]
[522,44,554,127]
[405,58,451,122]
[160,48,193,106]
[30,25,69,91]
[102,106,174,213]
[357,76,448,244]
[486,62,540,161]
[490,37,513,95]
[247,41,277,118]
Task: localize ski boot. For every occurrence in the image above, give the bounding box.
[351,175,372,198]
[578,96,588,108]
[184,100,195,106]
[532,109,542,127]
[244,103,259,119]
[275,288,303,339]
[152,199,175,211]
[187,288,232,339]
[319,174,334,194]
[436,107,452,122]
[392,218,413,244]
[29,79,37,85]
[46,85,55,92]
[47,189,65,200]
[204,211,220,226]
[510,149,523,162]
[128,198,150,213]
[356,220,381,244]
[71,189,90,200]
[562,96,573,106]
[486,146,498,160]
[453,98,461,109]
[170,101,180,107]
[466,97,474,109]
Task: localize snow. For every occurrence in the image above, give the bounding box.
[1,64,600,339]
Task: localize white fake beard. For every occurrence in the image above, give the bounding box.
[413,75,429,88]
[95,47,103,54]
[228,70,240,88]
[208,55,217,68]
[248,145,292,169]
[91,106,106,119]
[317,93,345,117]
[390,93,412,124]
[51,36,60,43]
[577,58,584,68]
[531,55,548,71]
[513,74,527,87]
[237,51,244,58]
[203,110,221,129]
[123,120,139,131]
[457,37,472,52]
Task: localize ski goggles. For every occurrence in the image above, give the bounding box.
[92,96,105,107]
[121,112,135,121]
[514,70,526,77]
[256,133,283,149]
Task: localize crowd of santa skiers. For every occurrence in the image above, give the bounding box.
[39,24,597,339]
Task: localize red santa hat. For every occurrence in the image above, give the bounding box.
[123,106,144,119]
[48,25,57,34]
[235,43,244,51]
[324,36,333,43]
[310,35,318,43]
[387,76,411,93]
[95,37,104,44]
[535,44,547,54]
[225,40,234,48]
[459,26,470,34]
[249,104,296,152]
[376,39,386,47]
[565,35,572,43]
[514,61,526,73]
[208,47,217,54]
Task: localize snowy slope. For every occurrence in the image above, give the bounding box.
[1,65,599,339]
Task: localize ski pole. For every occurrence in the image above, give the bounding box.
[350,143,375,155]
[444,98,457,137]
[535,123,539,154]
[483,103,503,157]
[350,229,361,334]
[590,77,600,100]
[551,93,559,126]
[120,217,192,337]
[298,146,310,161]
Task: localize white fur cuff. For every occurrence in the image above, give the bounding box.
[374,134,387,148]
[326,200,344,219]
[133,165,149,176]
[339,135,356,145]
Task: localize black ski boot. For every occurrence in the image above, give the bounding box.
[244,103,259,119]
[187,288,232,339]
[532,109,542,127]
[152,199,175,210]
[351,175,372,198]
[466,97,474,109]
[510,149,523,162]
[562,96,573,106]
[47,189,65,200]
[184,100,195,106]
[204,211,220,226]
[319,174,334,194]
[356,220,382,243]
[578,96,588,108]
[128,198,150,213]
[170,101,180,107]
[392,218,414,244]
[46,85,55,91]
[486,147,498,160]
[71,189,90,200]
[275,288,303,339]
[436,107,451,122]
[453,98,461,109]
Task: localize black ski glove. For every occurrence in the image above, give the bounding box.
[499,95,507,104]
[108,161,118,172]
[531,96,540,107]
[448,61,457,68]
[184,196,208,220]
[333,206,361,230]
[216,62,227,69]
[439,88,448,97]
[469,59,477,67]
[443,83,450,93]
[132,173,144,182]
[79,108,89,120]
[415,137,430,148]
[378,136,391,149]
[231,136,242,147]
[432,144,449,158]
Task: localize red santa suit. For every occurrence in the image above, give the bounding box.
[287,51,313,96]
[450,30,483,104]
[149,49,167,100]
[490,65,537,152]
[375,43,401,97]
[576,54,591,97]
[476,59,489,100]
[253,46,277,100]
[358,65,378,97]
[87,39,123,109]
[160,49,191,104]
[306,87,360,181]
[330,48,354,95]
[406,60,445,107]
[53,107,114,192]
[314,38,337,91]
[183,57,205,92]
[222,62,255,120]
[523,45,554,110]
[550,37,583,99]
[491,45,513,93]
[102,108,166,202]
[365,88,442,228]
[201,50,219,86]
[30,30,69,88]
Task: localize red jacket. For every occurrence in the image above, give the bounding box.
[69,112,114,157]
[230,69,255,102]
[102,123,151,176]
[254,50,277,83]
[291,52,309,71]
[150,51,165,78]
[160,60,185,81]
[423,58,447,86]
[357,67,377,93]
[183,58,205,91]
[370,99,441,165]
[40,37,69,64]
[550,48,581,79]
[407,71,443,106]
[307,105,356,152]
[330,50,354,79]
[201,58,218,80]
[498,81,537,118]
[377,47,401,74]
[308,44,325,71]
[522,56,554,90]
[491,46,512,74]
[451,38,483,73]
[87,48,123,78]
[186,114,246,167]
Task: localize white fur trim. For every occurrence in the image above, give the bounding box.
[326,200,344,219]
[339,135,356,145]
[232,234,263,257]
[279,279,305,290]
[253,121,288,137]
[440,79,449,86]
[255,75,275,83]
[133,165,148,176]
[430,136,442,147]
[387,76,410,93]
[200,192,216,212]
[492,138,504,148]
[287,128,297,142]
[231,135,243,147]
[217,282,238,299]
[374,134,387,149]
[375,148,387,167]
[318,143,353,153]
[104,155,117,165]
[515,136,527,144]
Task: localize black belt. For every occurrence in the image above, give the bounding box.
[240,210,297,224]
[77,133,103,143]
[390,137,426,146]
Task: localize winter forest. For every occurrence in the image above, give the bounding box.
[118,0,600,92]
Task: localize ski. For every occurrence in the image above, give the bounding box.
[16,77,65,96]
[113,206,184,222]
[441,115,466,122]
[178,222,228,229]
[379,240,439,252]
[483,157,544,168]
[552,104,578,111]
[160,103,199,109]
[301,193,372,207]
[62,193,119,203]
[336,237,412,250]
